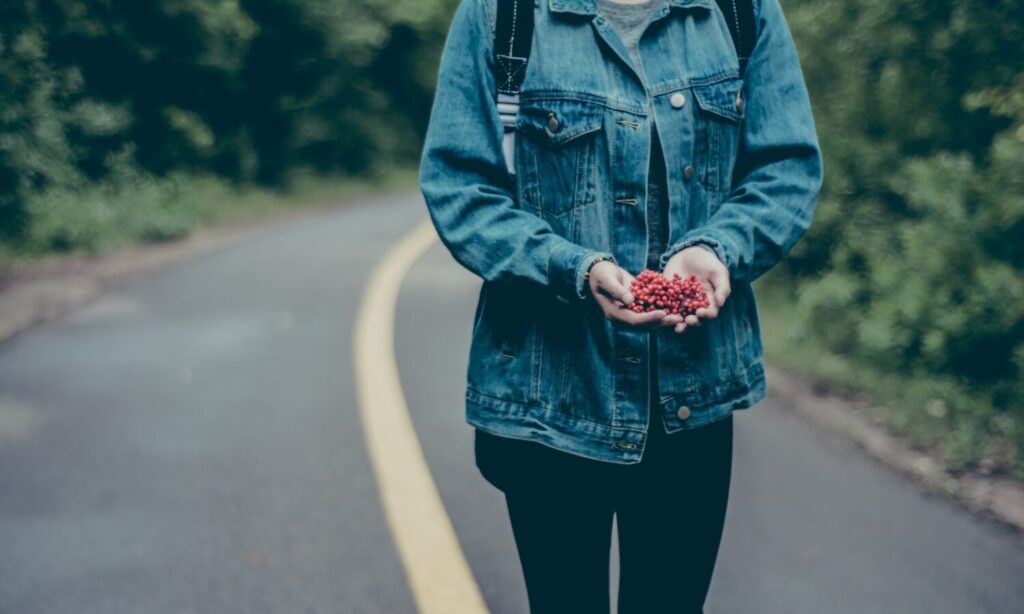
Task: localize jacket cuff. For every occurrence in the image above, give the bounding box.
[551,244,617,303]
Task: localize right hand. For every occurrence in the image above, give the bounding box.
[662,245,731,334]
[587,261,684,330]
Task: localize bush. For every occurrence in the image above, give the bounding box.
[771,0,1024,477]
[0,0,457,250]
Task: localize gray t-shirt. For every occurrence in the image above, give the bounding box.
[596,0,668,271]
[595,0,664,76]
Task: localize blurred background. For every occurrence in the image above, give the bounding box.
[1,0,1023,612]
[3,0,1021,481]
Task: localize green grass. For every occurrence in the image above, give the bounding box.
[0,165,420,268]
[753,268,1023,481]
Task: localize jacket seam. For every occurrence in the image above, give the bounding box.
[467,384,643,431]
[467,357,764,418]
[670,357,764,399]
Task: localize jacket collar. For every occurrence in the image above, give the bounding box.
[548,0,714,16]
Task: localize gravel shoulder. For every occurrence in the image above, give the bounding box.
[766,364,1024,533]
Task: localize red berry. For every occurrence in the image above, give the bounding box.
[626,269,709,318]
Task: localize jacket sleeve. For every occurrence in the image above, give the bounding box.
[658,0,824,284]
[418,0,616,303]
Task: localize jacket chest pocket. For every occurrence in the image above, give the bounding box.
[691,77,745,200]
[515,98,604,218]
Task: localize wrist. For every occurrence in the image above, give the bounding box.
[659,234,732,273]
[573,252,616,301]
[583,255,611,282]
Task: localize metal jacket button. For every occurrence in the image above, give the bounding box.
[735,93,745,114]
[670,92,686,108]
[676,405,692,420]
[683,165,695,180]
[547,112,560,133]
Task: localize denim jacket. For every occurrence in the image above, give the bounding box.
[418,0,823,463]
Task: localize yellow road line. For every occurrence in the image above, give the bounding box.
[353,217,489,614]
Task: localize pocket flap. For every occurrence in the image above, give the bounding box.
[692,78,745,122]
[515,98,604,147]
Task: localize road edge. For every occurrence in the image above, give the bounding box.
[765,364,1024,533]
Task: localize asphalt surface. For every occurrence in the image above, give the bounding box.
[2,192,1023,613]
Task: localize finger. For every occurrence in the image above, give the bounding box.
[620,309,667,327]
[598,284,633,307]
[596,289,661,326]
[659,314,684,327]
[684,314,700,327]
[652,314,682,329]
[674,321,687,333]
[613,313,664,330]
[636,309,669,324]
[695,302,719,320]
[707,266,731,308]
[593,289,624,318]
[616,271,637,307]
[599,274,634,306]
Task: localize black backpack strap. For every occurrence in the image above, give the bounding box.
[494,0,535,175]
[494,0,534,95]
[714,0,756,77]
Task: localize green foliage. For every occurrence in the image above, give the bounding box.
[1,0,1021,479]
[1,162,419,266]
[0,0,456,251]
[0,1,78,239]
[772,0,1024,477]
[23,164,198,256]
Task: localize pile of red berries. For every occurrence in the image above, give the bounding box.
[627,270,710,316]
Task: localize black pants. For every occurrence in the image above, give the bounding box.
[476,340,734,614]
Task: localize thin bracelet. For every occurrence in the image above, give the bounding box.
[583,256,611,282]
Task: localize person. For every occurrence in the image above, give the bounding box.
[418,0,823,610]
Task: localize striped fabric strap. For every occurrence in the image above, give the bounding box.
[498,92,519,175]
[494,0,533,176]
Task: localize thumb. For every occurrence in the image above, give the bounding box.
[603,269,634,305]
[707,266,731,308]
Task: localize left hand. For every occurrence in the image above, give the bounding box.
[662,246,731,333]
[588,260,685,330]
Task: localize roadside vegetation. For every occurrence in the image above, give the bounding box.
[759,0,1024,479]
[0,0,451,263]
[1,0,1020,477]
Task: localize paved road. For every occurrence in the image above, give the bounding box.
[1,193,1023,613]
